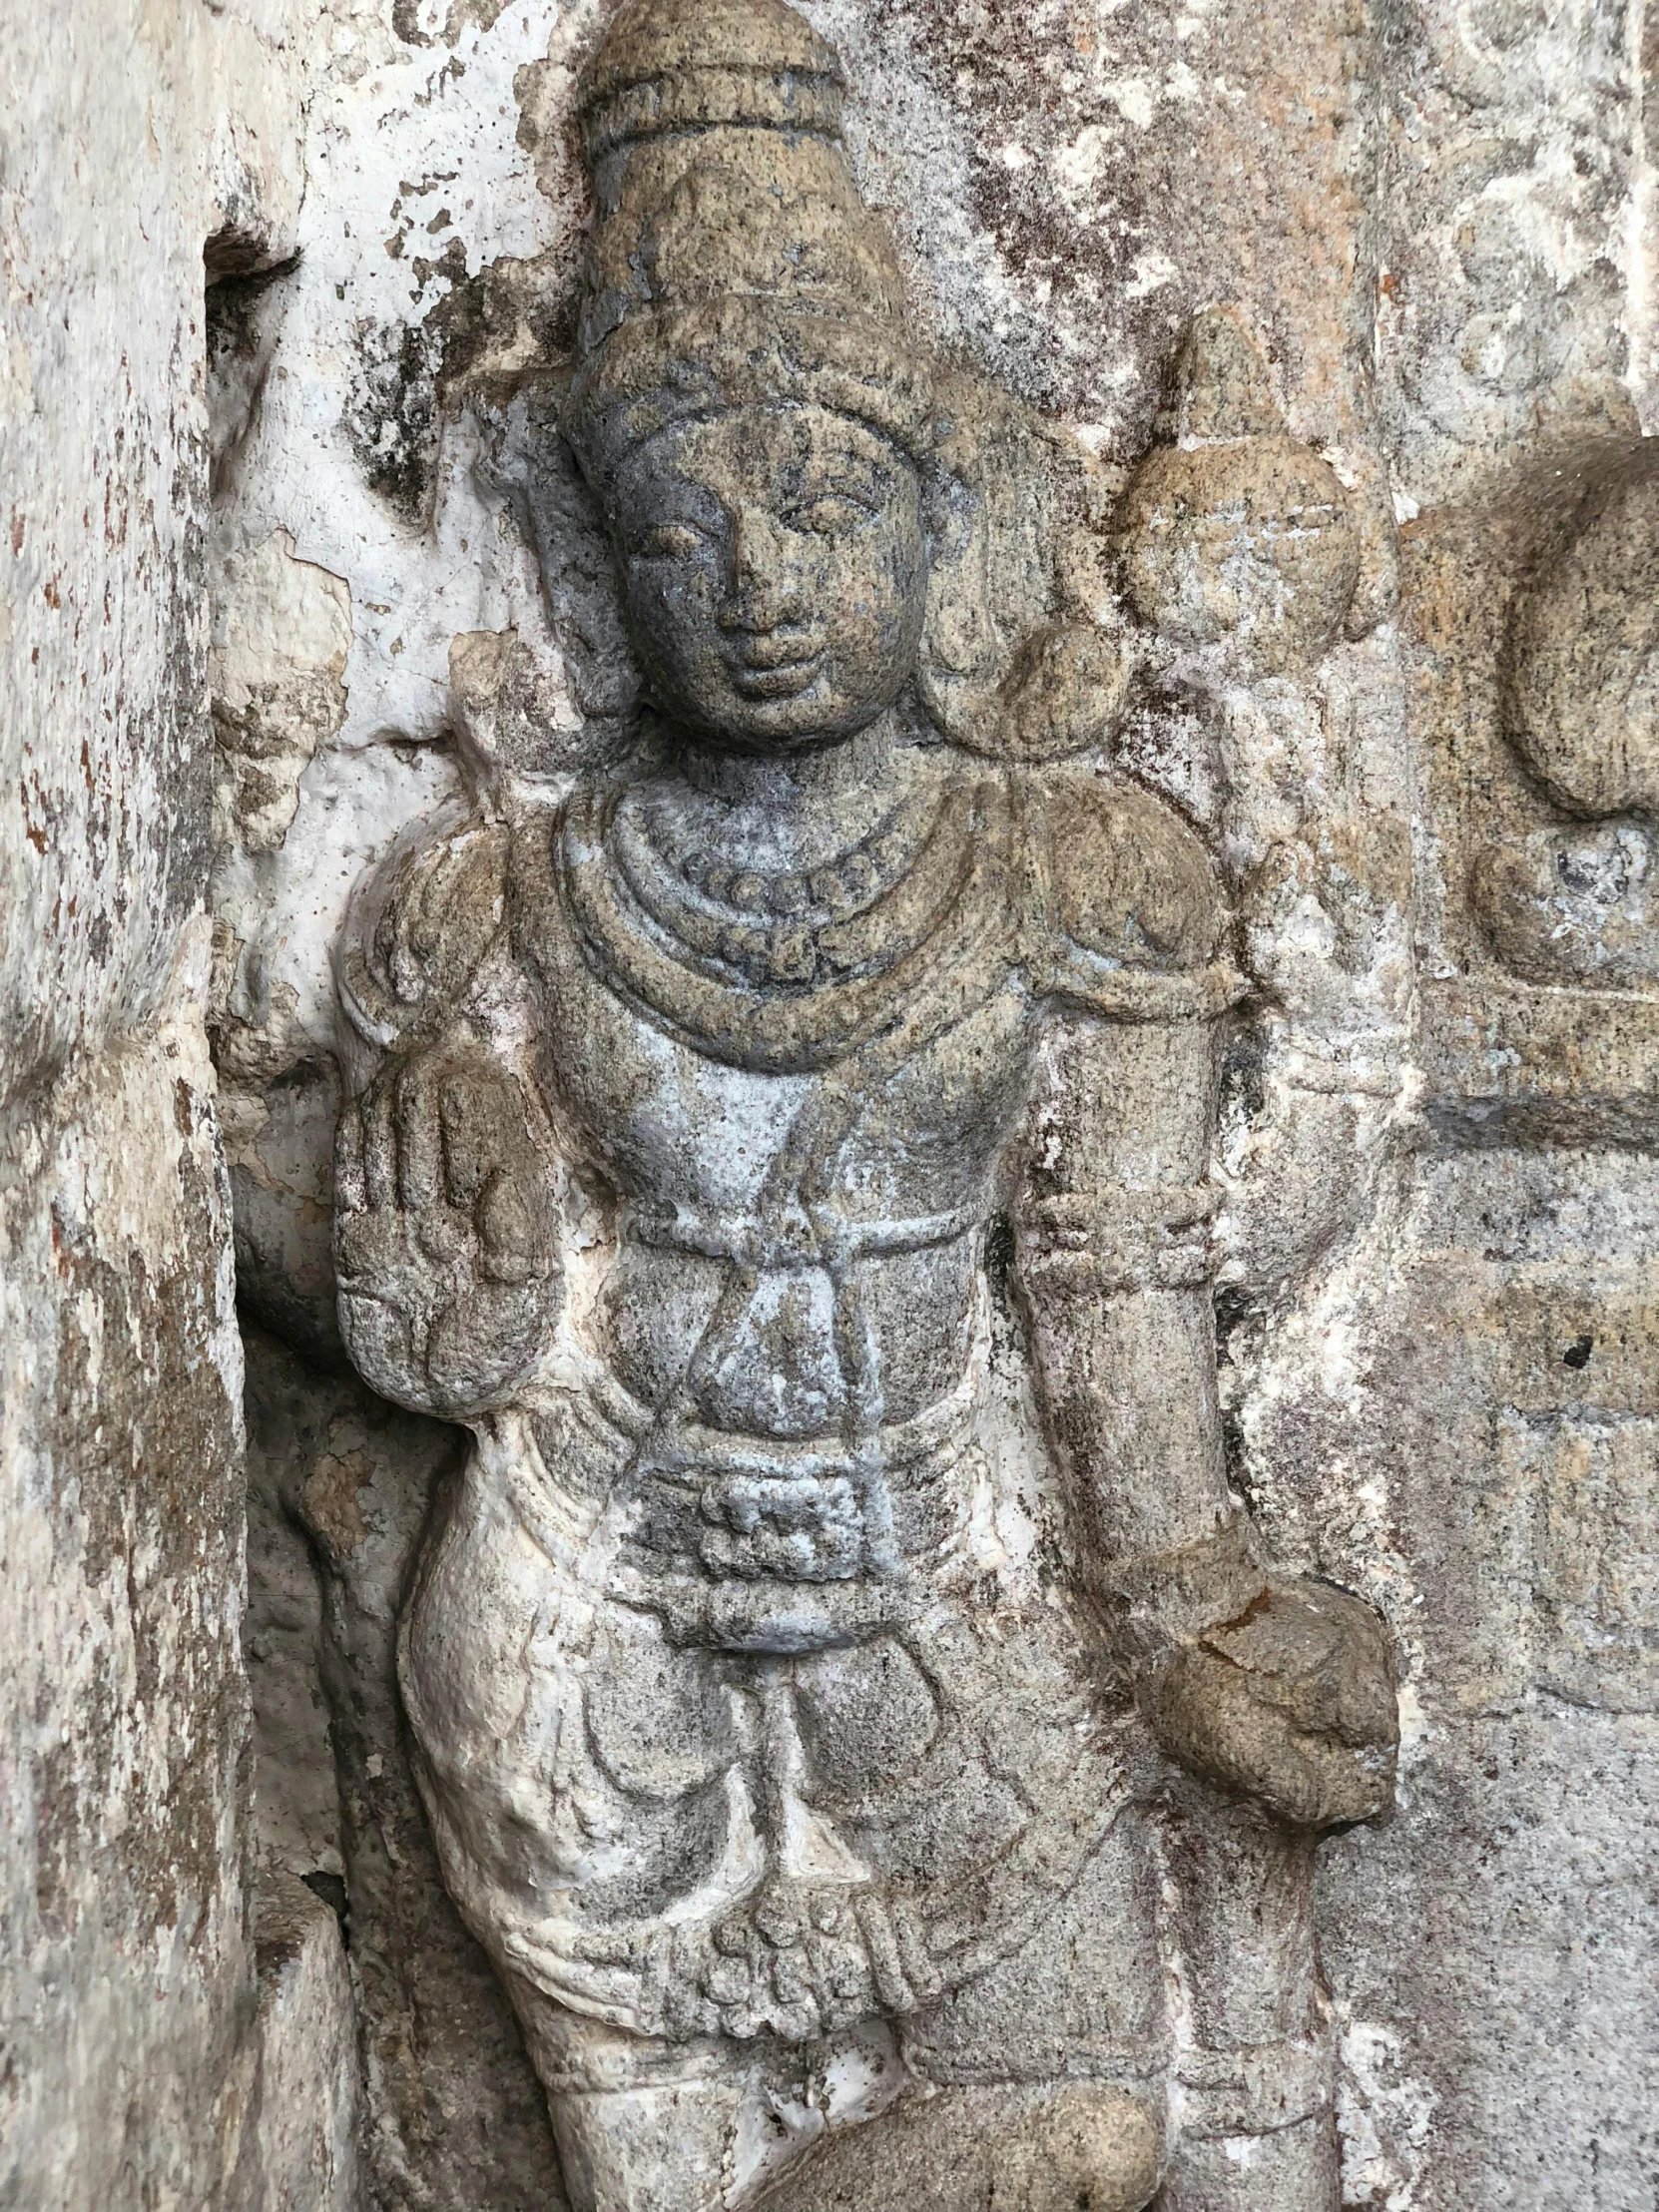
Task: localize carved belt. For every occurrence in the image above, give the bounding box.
[455,1310,1126,2052]
[625,1348,984,1603]
[622,1194,983,1271]
[508,1297,991,1650]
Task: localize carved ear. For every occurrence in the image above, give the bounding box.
[492,371,644,757]
[918,369,1136,762]
[918,370,1093,748]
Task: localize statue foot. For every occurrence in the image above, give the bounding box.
[512,1993,906,2212]
[551,2071,819,2212]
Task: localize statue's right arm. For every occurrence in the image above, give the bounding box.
[331,815,564,1421]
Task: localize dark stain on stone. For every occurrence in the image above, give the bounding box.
[245,1326,561,2204]
[301,1869,351,1931]
[437,251,582,396]
[391,0,509,51]
[1220,1019,1269,1130]
[43,1120,246,1952]
[341,317,444,524]
[344,250,581,523]
[865,0,1193,435]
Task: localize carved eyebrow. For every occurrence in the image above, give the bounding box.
[617,476,726,542]
[788,452,888,503]
[777,486,881,528]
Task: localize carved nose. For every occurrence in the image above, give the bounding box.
[719,506,805,632]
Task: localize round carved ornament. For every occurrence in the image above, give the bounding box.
[1116,434,1361,674]
[1505,457,1659,819]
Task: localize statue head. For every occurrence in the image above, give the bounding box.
[564,0,935,751]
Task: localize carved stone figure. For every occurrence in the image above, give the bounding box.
[330,2,1398,2204]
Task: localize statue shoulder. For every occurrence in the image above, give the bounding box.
[336,808,516,1064]
[1027,767,1241,1020]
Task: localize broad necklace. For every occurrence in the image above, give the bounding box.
[556,757,1019,1075]
[612,772,954,989]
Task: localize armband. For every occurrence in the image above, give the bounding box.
[1014,1182,1220,1293]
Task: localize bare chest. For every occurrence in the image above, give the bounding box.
[536,923,1037,1231]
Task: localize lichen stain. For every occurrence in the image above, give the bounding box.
[45,1122,246,1950]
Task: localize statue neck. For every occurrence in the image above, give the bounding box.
[672,711,933,873]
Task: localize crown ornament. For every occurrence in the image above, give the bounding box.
[577,0,845,154]
[564,0,933,488]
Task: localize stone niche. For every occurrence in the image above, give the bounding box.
[5,0,1655,2209]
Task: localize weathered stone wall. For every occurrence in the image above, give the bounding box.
[6,0,1656,2207]
[0,5,328,2202]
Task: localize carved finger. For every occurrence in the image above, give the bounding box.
[396,1057,445,1212]
[476,1165,548,1284]
[334,1105,367,1214]
[413,1210,468,1266]
[360,1080,398,1213]
[439,1064,514,1208]
[335,1206,405,1283]
[337,1292,417,1408]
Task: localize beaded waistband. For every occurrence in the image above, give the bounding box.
[622,1194,983,1272]
[491,1297,992,1649]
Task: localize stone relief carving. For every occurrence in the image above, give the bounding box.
[1409,414,1659,1156]
[1474,441,1659,989]
[324,1,1399,2204]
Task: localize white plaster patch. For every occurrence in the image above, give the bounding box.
[1124,250,1180,300]
[1337,2015,1438,2208]
[1101,73,1157,130]
[1051,123,1117,204]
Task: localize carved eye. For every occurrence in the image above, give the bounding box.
[784,494,873,538]
[635,521,710,561]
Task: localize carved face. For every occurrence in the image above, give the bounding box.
[610,402,927,750]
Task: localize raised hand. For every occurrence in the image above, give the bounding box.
[334,1042,562,1418]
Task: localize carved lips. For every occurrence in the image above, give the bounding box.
[726,628,827,701]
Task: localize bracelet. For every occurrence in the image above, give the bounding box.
[1098,1512,1270,1648]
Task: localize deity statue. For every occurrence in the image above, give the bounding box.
[330,1,1398,2204]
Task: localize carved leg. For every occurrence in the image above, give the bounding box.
[509,1988,904,2212]
[1155,2111,1339,2212]
[764,1806,1168,2209]
[1155,1789,1338,2212]
[550,2071,772,2212]
[769,1818,1167,2210]
[983,2087,1164,2212]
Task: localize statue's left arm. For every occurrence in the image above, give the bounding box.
[331,813,564,1422]
[1015,773,1397,1830]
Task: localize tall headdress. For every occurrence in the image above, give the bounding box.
[564,0,933,490]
